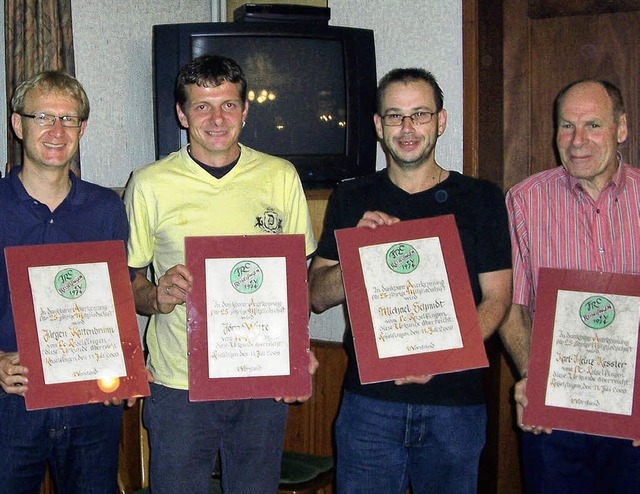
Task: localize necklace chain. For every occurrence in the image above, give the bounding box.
[435,166,443,184]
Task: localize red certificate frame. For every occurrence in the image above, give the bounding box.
[335,215,487,384]
[5,240,149,410]
[524,268,640,439]
[185,234,310,401]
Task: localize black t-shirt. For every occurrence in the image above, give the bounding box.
[316,169,511,405]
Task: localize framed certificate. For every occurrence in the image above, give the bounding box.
[5,240,149,410]
[185,234,310,401]
[335,215,487,384]
[523,268,640,439]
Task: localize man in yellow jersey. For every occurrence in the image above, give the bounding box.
[124,55,317,494]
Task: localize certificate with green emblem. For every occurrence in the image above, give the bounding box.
[524,268,640,440]
[185,234,310,401]
[5,240,149,410]
[335,215,488,384]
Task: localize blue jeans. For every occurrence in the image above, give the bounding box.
[144,382,288,494]
[522,429,640,494]
[335,391,486,494]
[0,391,122,494]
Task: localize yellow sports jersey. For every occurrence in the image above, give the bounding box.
[124,144,316,389]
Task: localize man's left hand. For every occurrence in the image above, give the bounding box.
[276,351,319,403]
[102,369,155,407]
[394,374,433,385]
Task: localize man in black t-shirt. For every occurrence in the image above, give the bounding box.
[309,68,512,494]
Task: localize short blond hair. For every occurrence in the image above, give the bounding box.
[11,70,90,120]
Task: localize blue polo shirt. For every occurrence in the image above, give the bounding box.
[0,167,128,352]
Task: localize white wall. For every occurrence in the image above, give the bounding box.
[1,1,463,184]
[1,0,462,341]
[330,1,463,174]
[70,0,463,189]
[71,1,215,188]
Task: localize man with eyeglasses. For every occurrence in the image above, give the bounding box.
[0,71,129,492]
[309,67,512,493]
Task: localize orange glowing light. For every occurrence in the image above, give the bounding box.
[97,375,121,393]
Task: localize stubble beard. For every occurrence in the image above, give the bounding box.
[389,146,432,171]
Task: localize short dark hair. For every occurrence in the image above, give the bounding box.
[376,68,444,114]
[555,79,625,123]
[11,70,90,120]
[174,54,247,109]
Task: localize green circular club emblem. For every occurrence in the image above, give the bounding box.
[54,268,87,300]
[230,260,263,294]
[385,243,420,274]
[579,296,615,329]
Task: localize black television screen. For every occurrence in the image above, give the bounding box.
[193,36,346,157]
[152,22,377,187]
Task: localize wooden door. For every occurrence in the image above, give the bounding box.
[504,1,640,189]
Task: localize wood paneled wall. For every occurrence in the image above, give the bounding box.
[283,341,347,459]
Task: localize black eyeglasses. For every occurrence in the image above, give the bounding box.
[381,111,437,126]
[19,112,83,128]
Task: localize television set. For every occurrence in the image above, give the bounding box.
[152,21,377,187]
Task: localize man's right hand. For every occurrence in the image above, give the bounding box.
[0,351,28,395]
[132,264,193,316]
[356,210,400,229]
[156,264,193,314]
[515,377,552,435]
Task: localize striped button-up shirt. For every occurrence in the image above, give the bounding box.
[507,161,640,316]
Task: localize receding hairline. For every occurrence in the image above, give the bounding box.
[556,79,625,122]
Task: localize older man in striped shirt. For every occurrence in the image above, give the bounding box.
[500,79,640,494]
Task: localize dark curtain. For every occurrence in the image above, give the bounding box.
[5,0,79,176]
